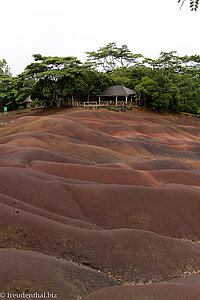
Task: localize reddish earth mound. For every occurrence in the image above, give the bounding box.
[82,274,200,300]
[0,167,200,239]
[0,108,199,299]
[0,249,118,300]
[31,161,161,186]
[1,201,200,283]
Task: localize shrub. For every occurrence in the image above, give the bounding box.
[126,104,132,111]
[110,106,118,112]
[18,106,24,110]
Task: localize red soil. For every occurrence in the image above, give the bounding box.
[0,108,199,299]
[82,274,200,300]
[0,249,118,300]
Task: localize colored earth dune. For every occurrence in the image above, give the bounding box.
[0,107,200,300]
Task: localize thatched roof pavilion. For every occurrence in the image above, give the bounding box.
[23,96,32,108]
[100,85,136,97]
[98,85,136,105]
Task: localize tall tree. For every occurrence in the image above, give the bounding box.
[0,75,17,111]
[21,55,87,107]
[86,43,143,72]
[19,54,107,108]
[135,76,159,108]
[145,51,182,77]
[0,59,11,75]
[0,59,14,111]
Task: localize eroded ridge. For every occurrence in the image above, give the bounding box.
[0,108,200,299]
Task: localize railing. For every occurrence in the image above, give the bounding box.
[77,101,135,108]
[83,102,98,109]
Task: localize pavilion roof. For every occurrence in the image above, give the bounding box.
[23,96,32,103]
[99,85,136,97]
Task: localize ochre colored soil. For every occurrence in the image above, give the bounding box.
[0,107,200,299]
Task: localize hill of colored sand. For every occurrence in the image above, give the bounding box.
[0,108,199,299]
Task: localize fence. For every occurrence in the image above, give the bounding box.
[83,102,98,109]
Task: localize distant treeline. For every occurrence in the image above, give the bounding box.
[0,43,200,114]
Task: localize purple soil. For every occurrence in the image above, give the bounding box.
[1,202,200,283]
[0,108,199,299]
[82,274,200,300]
[0,248,118,300]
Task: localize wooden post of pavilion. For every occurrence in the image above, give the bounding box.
[115,96,118,106]
[125,96,128,105]
[99,96,101,105]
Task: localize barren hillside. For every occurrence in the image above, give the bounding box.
[0,108,200,300]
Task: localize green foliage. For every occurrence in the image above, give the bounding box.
[20,55,93,108]
[0,59,14,111]
[18,105,25,110]
[126,104,132,111]
[135,77,159,108]
[0,75,17,112]
[109,105,119,112]
[109,68,132,87]
[86,43,143,72]
[0,43,199,115]
[0,59,11,75]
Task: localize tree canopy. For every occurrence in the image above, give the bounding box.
[0,59,11,75]
[0,44,199,115]
[86,43,143,72]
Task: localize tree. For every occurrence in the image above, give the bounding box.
[1,46,199,115]
[21,55,88,107]
[86,43,143,72]
[178,0,199,10]
[0,75,17,111]
[0,59,11,75]
[18,54,111,108]
[145,51,182,77]
[135,77,159,108]
[175,73,200,113]
[109,67,132,87]
[0,60,15,111]
[13,74,34,106]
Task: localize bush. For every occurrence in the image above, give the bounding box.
[126,104,132,111]
[179,103,198,114]
[110,106,118,112]
[18,106,24,110]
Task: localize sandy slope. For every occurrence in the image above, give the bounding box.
[82,273,200,300]
[0,108,199,299]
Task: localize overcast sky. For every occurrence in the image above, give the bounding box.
[0,0,199,76]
